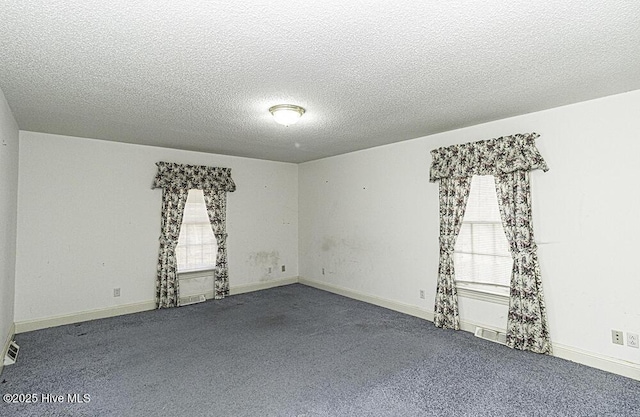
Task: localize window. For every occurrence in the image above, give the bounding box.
[454,175,512,296]
[176,190,217,272]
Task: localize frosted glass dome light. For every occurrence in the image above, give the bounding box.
[269,104,306,126]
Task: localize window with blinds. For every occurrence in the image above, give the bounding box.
[176,190,217,272]
[454,175,512,295]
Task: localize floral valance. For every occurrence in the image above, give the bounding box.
[151,161,236,192]
[429,133,548,182]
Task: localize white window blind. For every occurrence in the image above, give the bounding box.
[454,175,512,292]
[176,190,217,273]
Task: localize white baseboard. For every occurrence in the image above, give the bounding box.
[230,276,299,296]
[552,342,640,381]
[15,277,300,334]
[15,301,156,334]
[1,322,16,375]
[299,277,434,322]
[298,277,639,381]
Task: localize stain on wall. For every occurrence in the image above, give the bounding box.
[318,236,376,279]
[247,251,280,281]
[321,237,337,252]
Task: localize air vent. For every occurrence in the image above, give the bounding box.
[474,327,507,345]
[4,341,20,366]
[180,294,206,306]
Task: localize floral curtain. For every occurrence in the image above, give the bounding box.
[495,171,551,354]
[152,162,236,308]
[430,133,548,181]
[152,161,236,191]
[156,188,189,308]
[204,190,230,299]
[434,176,472,330]
[430,133,551,354]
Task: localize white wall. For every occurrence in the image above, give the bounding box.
[0,87,19,362]
[299,89,640,367]
[15,132,298,323]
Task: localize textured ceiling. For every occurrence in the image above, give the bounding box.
[1,1,640,163]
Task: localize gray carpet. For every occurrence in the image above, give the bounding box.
[1,284,638,416]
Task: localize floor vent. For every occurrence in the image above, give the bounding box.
[180,294,207,306]
[4,341,20,366]
[474,327,507,345]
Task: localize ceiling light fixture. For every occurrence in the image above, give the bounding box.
[269,104,305,126]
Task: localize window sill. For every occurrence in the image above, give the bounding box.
[456,284,509,306]
[178,268,215,279]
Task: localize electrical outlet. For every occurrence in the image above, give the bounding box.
[322,268,325,275]
[612,330,623,345]
[268,267,272,274]
[627,332,639,348]
[281,265,286,272]
[113,288,121,297]
[419,290,425,299]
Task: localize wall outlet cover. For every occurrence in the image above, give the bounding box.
[611,330,623,345]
